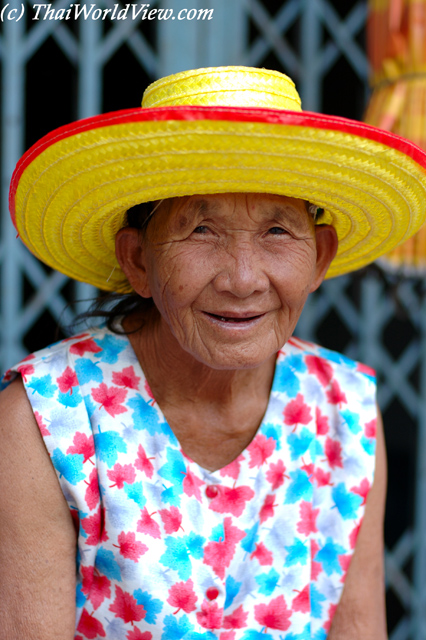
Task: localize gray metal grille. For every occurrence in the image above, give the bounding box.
[0,1,424,636]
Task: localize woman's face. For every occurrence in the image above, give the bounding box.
[117,193,337,370]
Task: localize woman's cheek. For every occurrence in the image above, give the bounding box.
[153,257,204,313]
[281,242,317,280]
[171,245,217,295]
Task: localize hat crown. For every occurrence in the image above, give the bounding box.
[142,66,302,111]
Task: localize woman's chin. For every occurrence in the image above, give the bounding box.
[185,340,280,371]
[158,311,289,371]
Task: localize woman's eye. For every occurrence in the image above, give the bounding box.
[268,227,288,235]
[193,225,209,234]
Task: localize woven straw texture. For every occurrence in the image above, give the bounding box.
[11,66,426,291]
[142,66,302,110]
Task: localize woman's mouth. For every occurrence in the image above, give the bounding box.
[204,312,265,323]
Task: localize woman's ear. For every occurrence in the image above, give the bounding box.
[310,224,339,292]
[115,228,152,298]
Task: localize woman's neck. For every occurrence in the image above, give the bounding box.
[123,309,277,471]
[124,308,276,409]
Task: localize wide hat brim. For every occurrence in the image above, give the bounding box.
[10,104,426,292]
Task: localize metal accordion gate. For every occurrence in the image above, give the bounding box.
[1,0,425,637]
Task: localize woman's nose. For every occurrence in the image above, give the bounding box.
[213,238,270,298]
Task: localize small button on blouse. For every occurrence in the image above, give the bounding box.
[205,485,219,499]
[205,587,220,601]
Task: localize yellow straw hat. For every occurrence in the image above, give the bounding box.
[10,65,426,292]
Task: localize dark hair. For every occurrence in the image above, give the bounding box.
[74,201,158,334]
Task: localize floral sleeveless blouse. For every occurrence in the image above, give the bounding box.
[2,326,377,640]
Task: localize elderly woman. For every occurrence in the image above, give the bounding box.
[1,66,425,640]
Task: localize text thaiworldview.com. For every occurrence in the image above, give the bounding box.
[0,3,215,22]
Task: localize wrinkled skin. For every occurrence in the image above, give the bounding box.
[0,193,386,640]
[116,192,338,372]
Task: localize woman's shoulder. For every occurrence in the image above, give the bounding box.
[0,380,78,639]
[1,324,131,390]
[276,336,377,430]
[283,335,376,381]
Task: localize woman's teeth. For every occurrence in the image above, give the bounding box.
[211,314,260,323]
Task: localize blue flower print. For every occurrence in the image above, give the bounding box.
[133,589,163,623]
[332,483,363,520]
[51,448,85,485]
[255,568,280,596]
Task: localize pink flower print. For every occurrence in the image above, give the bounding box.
[266,459,289,490]
[70,338,102,356]
[203,517,245,579]
[114,531,148,562]
[301,459,314,478]
[350,478,370,506]
[167,579,198,614]
[19,353,36,361]
[144,379,156,404]
[251,542,273,566]
[338,554,352,583]
[365,418,376,439]
[183,468,205,501]
[349,522,361,549]
[67,432,95,464]
[159,506,183,534]
[84,467,100,510]
[313,467,333,487]
[63,332,89,343]
[196,600,223,629]
[326,380,347,406]
[107,463,136,489]
[81,565,111,610]
[17,363,34,382]
[220,633,236,640]
[223,605,248,629]
[292,585,310,613]
[81,506,108,545]
[112,366,141,390]
[127,629,153,640]
[77,609,106,638]
[254,595,292,632]
[208,484,255,517]
[259,495,278,524]
[324,437,343,469]
[356,361,375,377]
[220,454,245,480]
[136,507,161,539]
[323,603,338,633]
[127,630,153,640]
[247,434,276,468]
[34,410,50,436]
[92,383,128,417]
[57,366,79,394]
[297,501,319,536]
[283,394,312,431]
[311,540,322,581]
[81,565,95,594]
[134,445,154,479]
[315,407,329,435]
[109,586,146,625]
[1,370,14,384]
[306,355,333,387]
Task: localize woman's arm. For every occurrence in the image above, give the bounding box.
[0,378,77,640]
[328,406,388,639]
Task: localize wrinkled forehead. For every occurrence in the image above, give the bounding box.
[157,193,313,231]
